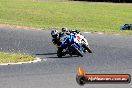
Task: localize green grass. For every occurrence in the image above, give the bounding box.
[0,0,132,34]
[0,52,34,63]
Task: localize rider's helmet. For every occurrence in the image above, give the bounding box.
[51,28,59,38]
[62,27,70,34]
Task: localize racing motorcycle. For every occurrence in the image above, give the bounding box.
[57,33,83,58]
[74,32,92,53]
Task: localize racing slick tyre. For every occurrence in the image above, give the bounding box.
[70,45,83,57]
[82,44,92,53]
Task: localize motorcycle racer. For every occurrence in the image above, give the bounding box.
[57,31,84,57]
[61,28,84,53]
[51,28,67,56]
[51,28,62,48]
[51,28,92,57]
[61,27,80,35]
[61,27,92,53]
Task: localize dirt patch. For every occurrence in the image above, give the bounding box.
[0,24,38,30]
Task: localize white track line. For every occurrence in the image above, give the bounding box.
[83,32,121,36]
[96,32,104,35]
[0,57,42,65]
[114,34,120,36]
[84,32,91,34]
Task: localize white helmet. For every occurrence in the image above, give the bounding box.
[51,28,59,38]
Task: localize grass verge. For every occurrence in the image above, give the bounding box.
[0,52,34,63]
[0,0,132,34]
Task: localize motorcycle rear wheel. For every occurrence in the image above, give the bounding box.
[57,48,63,58]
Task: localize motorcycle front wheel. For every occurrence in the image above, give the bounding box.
[70,45,83,57]
[82,44,92,53]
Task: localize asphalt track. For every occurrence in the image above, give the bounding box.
[0,27,132,88]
